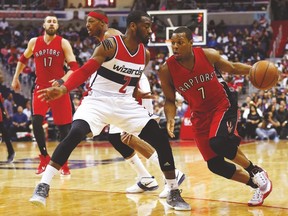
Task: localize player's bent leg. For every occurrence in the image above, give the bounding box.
[139,119,175,173]
[120,132,186,197]
[51,120,90,166]
[121,132,155,158]
[209,136,238,160]
[109,133,134,158]
[30,120,91,207]
[207,156,236,179]
[58,124,72,176]
[139,120,191,210]
[109,133,158,193]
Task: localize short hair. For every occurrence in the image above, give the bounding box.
[44,14,57,22]
[126,10,150,26]
[173,27,192,41]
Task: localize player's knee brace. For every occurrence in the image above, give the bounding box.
[209,136,238,160]
[52,120,90,166]
[32,115,44,133]
[108,133,134,158]
[139,119,166,150]
[139,119,175,171]
[207,156,236,179]
[58,123,71,141]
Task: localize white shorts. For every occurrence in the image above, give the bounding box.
[73,92,155,136]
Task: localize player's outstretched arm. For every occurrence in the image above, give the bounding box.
[38,86,67,102]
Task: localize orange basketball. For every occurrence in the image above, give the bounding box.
[249,60,279,90]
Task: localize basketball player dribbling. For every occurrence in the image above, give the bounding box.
[158,26,272,206]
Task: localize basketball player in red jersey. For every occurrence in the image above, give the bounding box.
[30,11,191,211]
[158,27,272,206]
[86,10,185,197]
[0,92,15,163]
[11,15,79,176]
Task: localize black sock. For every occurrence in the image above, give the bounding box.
[247,177,258,188]
[245,161,255,174]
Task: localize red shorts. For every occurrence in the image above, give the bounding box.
[191,100,240,161]
[32,85,72,125]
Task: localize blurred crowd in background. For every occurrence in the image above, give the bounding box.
[0,0,288,141]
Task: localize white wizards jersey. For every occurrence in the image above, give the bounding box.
[89,35,146,97]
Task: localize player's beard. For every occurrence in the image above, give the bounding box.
[45,28,56,36]
[136,28,149,45]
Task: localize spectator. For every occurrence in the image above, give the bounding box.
[246,103,262,139]
[0,18,8,30]
[275,101,288,136]
[10,105,30,140]
[255,111,279,141]
[23,100,32,125]
[3,93,15,128]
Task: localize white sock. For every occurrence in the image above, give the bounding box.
[166,179,178,190]
[148,151,161,169]
[40,165,59,185]
[149,152,167,182]
[126,153,151,178]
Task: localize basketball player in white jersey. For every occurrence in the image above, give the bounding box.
[85,10,185,197]
[30,10,191,211]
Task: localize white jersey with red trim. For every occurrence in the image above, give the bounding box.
[89,35,146,97]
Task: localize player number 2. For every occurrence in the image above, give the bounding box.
[119,76,131,93]
[43,57,53,67]
[197,87,206,99]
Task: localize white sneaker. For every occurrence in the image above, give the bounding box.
[126,176,158,193]
[252,171,272,197]
[248,188,264,206]
[159,169,186,198]
[248,171,272,206]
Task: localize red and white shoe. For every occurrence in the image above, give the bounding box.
[35,154,50,175]
[60,161,71,176]
[248,171,272,206]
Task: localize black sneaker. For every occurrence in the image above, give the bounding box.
[7,152,15,163]
[29,183,50,207]
[166,189,191,211]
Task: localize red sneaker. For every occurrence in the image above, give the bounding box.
[35,154,50,175]
[60,161,71,176]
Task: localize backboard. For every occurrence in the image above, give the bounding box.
[147,10,207,47]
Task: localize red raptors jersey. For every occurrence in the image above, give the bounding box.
[167,47,230,112]
[33,35,66,87]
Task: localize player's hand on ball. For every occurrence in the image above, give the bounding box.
[166,119,175,138]
[38,86,67,101]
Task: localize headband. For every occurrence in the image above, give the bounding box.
[88,11,108,24]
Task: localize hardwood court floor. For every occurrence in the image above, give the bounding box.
[0,139,287,216]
